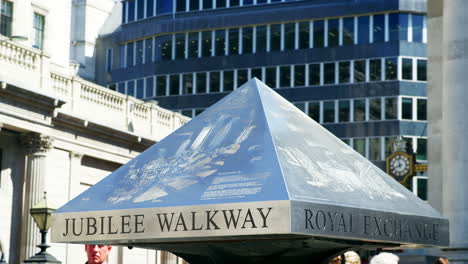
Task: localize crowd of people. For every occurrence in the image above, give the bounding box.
[83,244,449,264]
[328,251,449,264]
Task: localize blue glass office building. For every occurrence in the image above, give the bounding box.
[96,0,428,178]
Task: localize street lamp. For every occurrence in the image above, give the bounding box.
[24,192,61,263]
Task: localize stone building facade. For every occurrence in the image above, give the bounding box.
[0,0,188,263]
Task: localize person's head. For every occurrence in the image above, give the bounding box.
[85,244,112,264]
[328,255,341,264]
[435,257,449,264]
[344,251,361,264]
[370,252,399,264]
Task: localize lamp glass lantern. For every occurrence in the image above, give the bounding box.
[24,192,61,263]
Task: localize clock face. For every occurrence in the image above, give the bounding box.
[389,154,411,178]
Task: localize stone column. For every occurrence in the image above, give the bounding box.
[65,151,83,264]
[442,0,468,262]
[18,132,53,260]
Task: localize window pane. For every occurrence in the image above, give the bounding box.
[343,17,354,45]
[195,108,204,116]
[137,0,145,19]
[284,23,295,50]
[136,79,144,98]
[354,138,366,157]
[215,30,226,56]
[323,101,335,123]
[339,100,350,122]
[196,72,207,93]
[216,0,226,8]
[313,20,324,48]
[210,72,220,92]
[339,61,350,83]
[146,77,154,97]
[157,0,173,14]
[385,97,397,119]
[119,45,126,68]
[251,68,262,80]
[256,26,267,53]
[175,33,186,59]
[182,110,193,117]
[190,0,199,10]
[270,24,281,51]
[136,40,144,64]
[385,58,398,80]
[328,19,339,47]
[155,35,172,61]
[370,59,381,81]
[243,0,254,5]
[170,75,180,95]
[358,16,370,44]
[128,0,135,22]
[127,80,135,96]
[369,98,381,120]
[309,63,320,85]
[109,84,117,91]
[308,102,320,122]
[354,99,366,121]
[324,63,335,84]
[223,71,234,92]
[294,65,305,87]
[266,67,277,88]
[122,1,127,23]
[389,13,408,41]
[417,98,427,120]
[176,0,186,12]
[416,138,427,160]
[188,32,199,58]
[117,82,126,94]
[202,31,212,57]
[203,0,213,9]
[126,42,134,66]
[412,14,424,42]
[182,74,193,95]
[229,28,239,55]
[369,138,381,160]
[242,27,253,54]
[373,14,385,43]
[237,69,248,86]
[417,59,427,81]
[33,13,44,49]
[147,0,154,17]
[145,38,153,63]
[156,75,167,96]
[299,22,310,49]
[402,58,413,80]
[280,66,291,88]
[230,0,239,7]
[385,137,398,157]
[257,0,267,3]
[402,97,413,119]
[354,60,366,82]
[403,137,414,153]
[294,102,305,112]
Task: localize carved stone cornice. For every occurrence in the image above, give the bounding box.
[19,132,54,155]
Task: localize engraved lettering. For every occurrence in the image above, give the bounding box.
[135,214,145,233]
[222,209,242,229]
[86,217,97,235]
[206,210,220,230]
[257,207,272,228]
[241,209,257,229]
[121,215,132,234]
[174,213,188,231]
[156,213,175,232]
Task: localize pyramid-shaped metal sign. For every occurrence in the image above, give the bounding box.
[52,79,448,249]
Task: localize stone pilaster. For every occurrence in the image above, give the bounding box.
[65,151,83,264]
[18,132,53,260]
[441,0,468,262]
